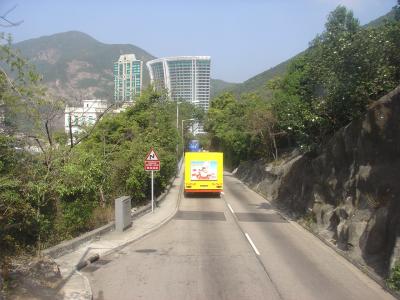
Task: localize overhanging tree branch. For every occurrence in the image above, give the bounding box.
[0,5,23,27]
[68,103,117,151]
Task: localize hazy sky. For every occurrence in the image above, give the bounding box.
[1,0,395,83]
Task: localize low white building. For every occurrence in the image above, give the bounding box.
[65,99,108,135]
[191,122,206,135]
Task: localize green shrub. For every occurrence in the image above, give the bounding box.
[59,200,97,237]
[387,263,400,291]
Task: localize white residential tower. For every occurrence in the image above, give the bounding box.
[146,56,211,111]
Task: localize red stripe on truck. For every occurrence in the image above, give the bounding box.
[184,189,222,193]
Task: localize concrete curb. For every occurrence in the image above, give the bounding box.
[99,173,184,260]
[236,177,400,300]
[77,270,93,300]
[43,160,182,260]
[75,164,184,271]
[44,159,183,300]
[43,222,115,259]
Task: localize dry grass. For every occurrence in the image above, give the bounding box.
[88,206,114,229]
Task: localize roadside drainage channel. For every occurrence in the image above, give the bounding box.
[76,254,100,271]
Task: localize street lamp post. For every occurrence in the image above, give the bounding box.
[176,101,180,131]
[176,101,181,175]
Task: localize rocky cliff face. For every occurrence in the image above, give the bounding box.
[236,85,400,279]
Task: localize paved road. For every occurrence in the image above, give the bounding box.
[86,173,394,300]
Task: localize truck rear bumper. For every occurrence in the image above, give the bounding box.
[184,189,222,193]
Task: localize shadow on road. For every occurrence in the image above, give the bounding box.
[184,192,221,199]
[94,290,104,300]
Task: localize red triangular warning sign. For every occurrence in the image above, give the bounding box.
[145,148,160,161]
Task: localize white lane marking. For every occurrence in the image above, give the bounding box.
[245,233,260,256]
[227,203,235,214]
[221,192,225,195]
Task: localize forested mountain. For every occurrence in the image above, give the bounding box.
[210,79,238,98]
[364,8,396,28]
[10,8,398,103]
[220,8,397,98]
[228,55,299,96]
[14,31,233,103]
[15,31,156,101]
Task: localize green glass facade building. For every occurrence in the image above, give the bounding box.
[114,54,143,103]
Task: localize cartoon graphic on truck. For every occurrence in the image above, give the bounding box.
[184,152,223,195]
[190,160,218,180]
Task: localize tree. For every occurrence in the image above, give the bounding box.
[395,1,400,21]
[0,12,192,293]
[246,101,279,160]
[269,5,400,149]
[205,93,250,167]
[324,5,359,36]
[0,5,23,27]
[205,92,282,166]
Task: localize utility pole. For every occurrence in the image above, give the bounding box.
[151,170,154,212]
[176,101,179,131]
[176,101,181,175]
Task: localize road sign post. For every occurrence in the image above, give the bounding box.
[151,170,154,212]
[144,148,160,213]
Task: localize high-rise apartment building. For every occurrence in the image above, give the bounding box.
[146,56,211,111]
[114,54,143,103]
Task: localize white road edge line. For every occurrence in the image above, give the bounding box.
[245,233,260,256]
[227,203,235,214]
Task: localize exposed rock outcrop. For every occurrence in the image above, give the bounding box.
[236,85,400,279]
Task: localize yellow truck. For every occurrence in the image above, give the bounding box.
[184,152,223,196]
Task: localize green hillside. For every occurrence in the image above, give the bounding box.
[16,6,393,104]
[210,79,238,98]
[229,54,301,97]
[15,31,156,101]
[364,9,396,28]
[221,8,396,99]
[14,31,233,103]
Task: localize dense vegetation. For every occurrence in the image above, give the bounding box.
[15,31,156,100]
[206,5,400,167]
[205,92,279,168]
[210,79,238,99]
[0,32,200,278]
[218,5,398,99]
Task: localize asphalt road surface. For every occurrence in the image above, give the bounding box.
[86,173,394,300]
